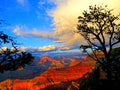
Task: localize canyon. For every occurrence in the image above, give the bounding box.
[0,54,96,90]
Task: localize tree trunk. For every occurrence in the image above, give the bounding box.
[106,68,112,81]
[106,59,114,90]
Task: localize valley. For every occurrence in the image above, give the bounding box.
[0,54,96,90]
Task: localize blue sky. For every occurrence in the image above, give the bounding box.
[0,0,56,49]
[0,0,120,52]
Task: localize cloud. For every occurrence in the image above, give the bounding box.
[18,45,57,52]
[13,25,83,50]
[13,26,54,39]
[38,45,57,51]
[16,0,30,10]
[48,0,120,49]
[14,0,120,50]
[17,0,26,6]
[38,1,45,5]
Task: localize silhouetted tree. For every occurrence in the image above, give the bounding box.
[77,5,120,82]
[0,20,34,73]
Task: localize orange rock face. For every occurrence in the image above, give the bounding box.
[0,55,96,90]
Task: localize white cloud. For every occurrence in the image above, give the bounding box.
[13,26,22,35]
[13,26,54,39]
[14,0,120,50]
[18,45,57,52]
[38,45,56,51]
[17,0,26,6]
[0,46,8,52]
[16,0,30,10]
[38,1,45,5]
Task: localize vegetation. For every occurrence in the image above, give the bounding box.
[77,5,120,89]
[0,20,34,73]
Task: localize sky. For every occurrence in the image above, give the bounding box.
[0,0,120,52]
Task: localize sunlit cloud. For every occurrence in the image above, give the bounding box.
[14,0,120,51]
[18,45,57,52]
[49,0,120,49]
[13,25,83,50]
[38,45,57,51]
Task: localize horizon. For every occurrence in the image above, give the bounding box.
[0,51,87,82]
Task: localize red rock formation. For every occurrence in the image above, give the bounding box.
[39,56,59,64]
[39,56,64,69]
[0,55,95,90]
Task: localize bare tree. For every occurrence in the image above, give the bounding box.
[0,20,34,73]
[77,5,120,81]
